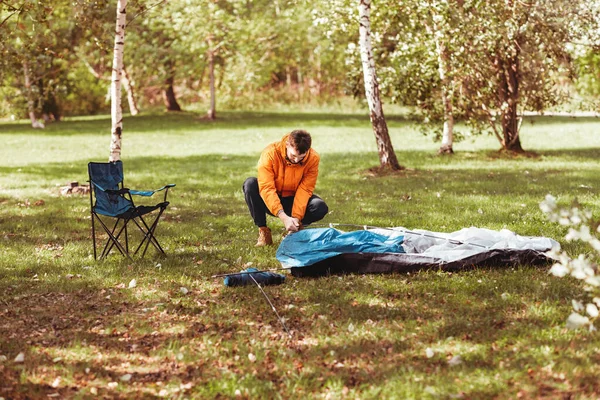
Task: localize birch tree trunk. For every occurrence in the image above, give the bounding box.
[109,0,127,162]
[84,59,139,116]
[207,36,216,120]
[121,66,139,116]
[434,26,454,154]
[358,0,402,170]
[23,62,44,129]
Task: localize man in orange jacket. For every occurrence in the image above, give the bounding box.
[243,130,329,246]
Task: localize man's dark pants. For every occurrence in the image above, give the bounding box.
[243,177,328,227]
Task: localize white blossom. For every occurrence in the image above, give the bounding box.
[549,263,569,277]
[566,312,589,329]
[541,194,600,330]
[586,303,599,318]
[572,299,584,312]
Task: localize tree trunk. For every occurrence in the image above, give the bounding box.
[497,54,523,152]
[39,79,61,122]
[434,25,454,154]
[207,37,216,120]
[285,66,292,87]
[84,59,139,116]
[42,92,61,122]
[164,75,182,111]
[109,0,127,162]
[358,0,402,170]
[121,66,139,115]
[23,62,44,129]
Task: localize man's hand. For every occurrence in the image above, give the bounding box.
[279,212,301,233]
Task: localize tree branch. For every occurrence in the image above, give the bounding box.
[0,1,24,27]
[126,0,167,27]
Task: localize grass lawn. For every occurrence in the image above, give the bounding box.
[1,110,600,399]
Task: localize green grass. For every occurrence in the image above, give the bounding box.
[1,111,600,398]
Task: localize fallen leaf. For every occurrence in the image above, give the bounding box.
[448,355,462,366]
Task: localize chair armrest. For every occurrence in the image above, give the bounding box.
[129,184,175,197]
[106,188,130,195]
[90,181,129,195]
[157,184,176,191]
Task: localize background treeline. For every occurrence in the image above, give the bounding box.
[1,0,599,122]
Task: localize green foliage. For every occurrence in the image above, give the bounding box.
[576,51,600,98]
[1,0,599,122]
[2,111,600,397]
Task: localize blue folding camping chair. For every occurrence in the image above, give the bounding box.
[88,161,175,260]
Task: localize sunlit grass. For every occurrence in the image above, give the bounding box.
[1,111,600,398]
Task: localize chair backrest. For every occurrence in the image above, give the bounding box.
[88,161,133,217]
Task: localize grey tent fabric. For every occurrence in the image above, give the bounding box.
[278,226,559,277]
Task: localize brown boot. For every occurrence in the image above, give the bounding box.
[256,226,273,247]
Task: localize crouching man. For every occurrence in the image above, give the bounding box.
[243,129,329,246]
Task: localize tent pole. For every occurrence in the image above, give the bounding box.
[248,274,292,337]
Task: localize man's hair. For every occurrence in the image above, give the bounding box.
[288,130,312,154]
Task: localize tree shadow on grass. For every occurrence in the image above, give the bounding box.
[2,150,600,397]
[0,257,595,398]
[0,110,412,138]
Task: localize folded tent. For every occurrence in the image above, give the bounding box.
[276,226,558,277]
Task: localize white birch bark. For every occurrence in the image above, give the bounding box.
[22,61,44,129]
[434,25,454,154]
[358,0,401,170]
[83,59,139,116]
[109,0,128,162]
[121,66,139,116]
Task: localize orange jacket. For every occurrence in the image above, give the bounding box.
[258,134,320,220]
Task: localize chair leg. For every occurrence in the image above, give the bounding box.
[91,212,98,260]
[109,220,133,260]
[132,207,166,257]
[125,222,129,254]
[100,218,123,258]
[141,209,165,257]
[96,216,132,260]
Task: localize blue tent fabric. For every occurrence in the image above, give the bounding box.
[276,228,405,267]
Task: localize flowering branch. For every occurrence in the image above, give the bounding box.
[540,194,600,331]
